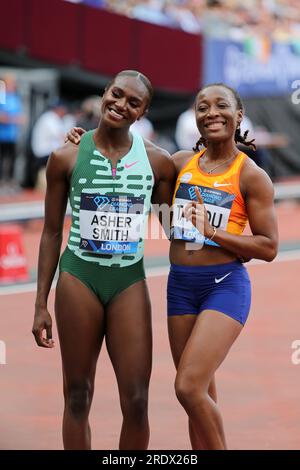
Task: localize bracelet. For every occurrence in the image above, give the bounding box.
[208,226,217,241]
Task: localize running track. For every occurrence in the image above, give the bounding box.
[0,201,300,449]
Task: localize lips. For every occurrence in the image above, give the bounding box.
[205,121,226,130]
[108,107,125,120]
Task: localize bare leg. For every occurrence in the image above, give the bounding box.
[168,314,217,450]
[188,377,217,450]
[55,272,105,449]
[106,279,152,450]
[174,310,243,450]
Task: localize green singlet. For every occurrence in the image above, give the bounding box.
[59,130,154,304]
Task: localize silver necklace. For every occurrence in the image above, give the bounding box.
[203,154,237,174]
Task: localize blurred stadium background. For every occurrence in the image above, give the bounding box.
[0,0,300,450]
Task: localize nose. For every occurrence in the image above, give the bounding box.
[115,97,126,110]
[207,105,220,117]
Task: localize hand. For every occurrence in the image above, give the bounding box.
[32,307,54,348]
[184,186,215,238]
[64,127,86,145]
[238,256,252,263]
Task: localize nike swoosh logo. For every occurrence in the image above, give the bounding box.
[213,182,232,188]
[215,272,232,283]
[125,161,138,169]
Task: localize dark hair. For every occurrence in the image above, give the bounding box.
[105,70,154,107]
[193,83,256,152]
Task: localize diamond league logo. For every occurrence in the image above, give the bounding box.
[93,196,110,210]
[188,186,202,200]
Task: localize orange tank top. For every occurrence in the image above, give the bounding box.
[171,149,248,247]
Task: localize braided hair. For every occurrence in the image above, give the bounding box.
[193,83,256,152]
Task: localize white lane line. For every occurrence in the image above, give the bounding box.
[0,249,300,296]
[0,281,39,296]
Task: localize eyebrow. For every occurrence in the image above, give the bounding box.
[111,86,143,103]
[198,95,230,102]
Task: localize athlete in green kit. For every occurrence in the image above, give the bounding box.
[32,70,176,450]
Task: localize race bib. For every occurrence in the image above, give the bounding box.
[171,183,235,247]
[79,193,145,254]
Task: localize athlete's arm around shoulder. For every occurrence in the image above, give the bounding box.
[144,139,176,207]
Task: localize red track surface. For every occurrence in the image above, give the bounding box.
[0,200,300,449]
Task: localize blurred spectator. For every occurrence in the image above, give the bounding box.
[130,115,155,140]
[30,101,68,190]
[239,114,289,177]
[165,1,202,34]
[153,130,178,155]
[202,0,237,38]
[0,75,24,189]
[175,102,200,151]
[130,115,177,153]
[65,0,106,5]
[132,0,177,27]
[76,95,101,131]
[240,115,254,138]
[82,0,106,7]
[68,0,300,41]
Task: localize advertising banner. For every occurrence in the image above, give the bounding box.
[204,38,300,98]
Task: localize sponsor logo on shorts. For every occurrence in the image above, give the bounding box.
[215,272,232,284]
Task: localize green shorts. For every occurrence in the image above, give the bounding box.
[59,247,146,306]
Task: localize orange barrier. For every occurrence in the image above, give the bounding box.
[0,224,29,283]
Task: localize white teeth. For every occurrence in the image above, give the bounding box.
[207,122,224,128]
[109,108,123,119]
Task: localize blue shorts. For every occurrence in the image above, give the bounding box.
[167,261,251,325]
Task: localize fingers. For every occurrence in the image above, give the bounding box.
[183,202,204,233]
[32,327,54,349]
[71,127,85,142]
[70,129,80,144]
[183,202,202,220]
[239,256,252,263]
[181,187,205,232]
[46,324,54,347]
[64,127,85,145]
[195,186,203,204]
[64,131,77,144]
[183,202,192,219]
[76,127,86,135]
[64,133,71,144]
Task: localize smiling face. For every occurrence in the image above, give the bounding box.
[195,85,243,144]
[101,75,150,128]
